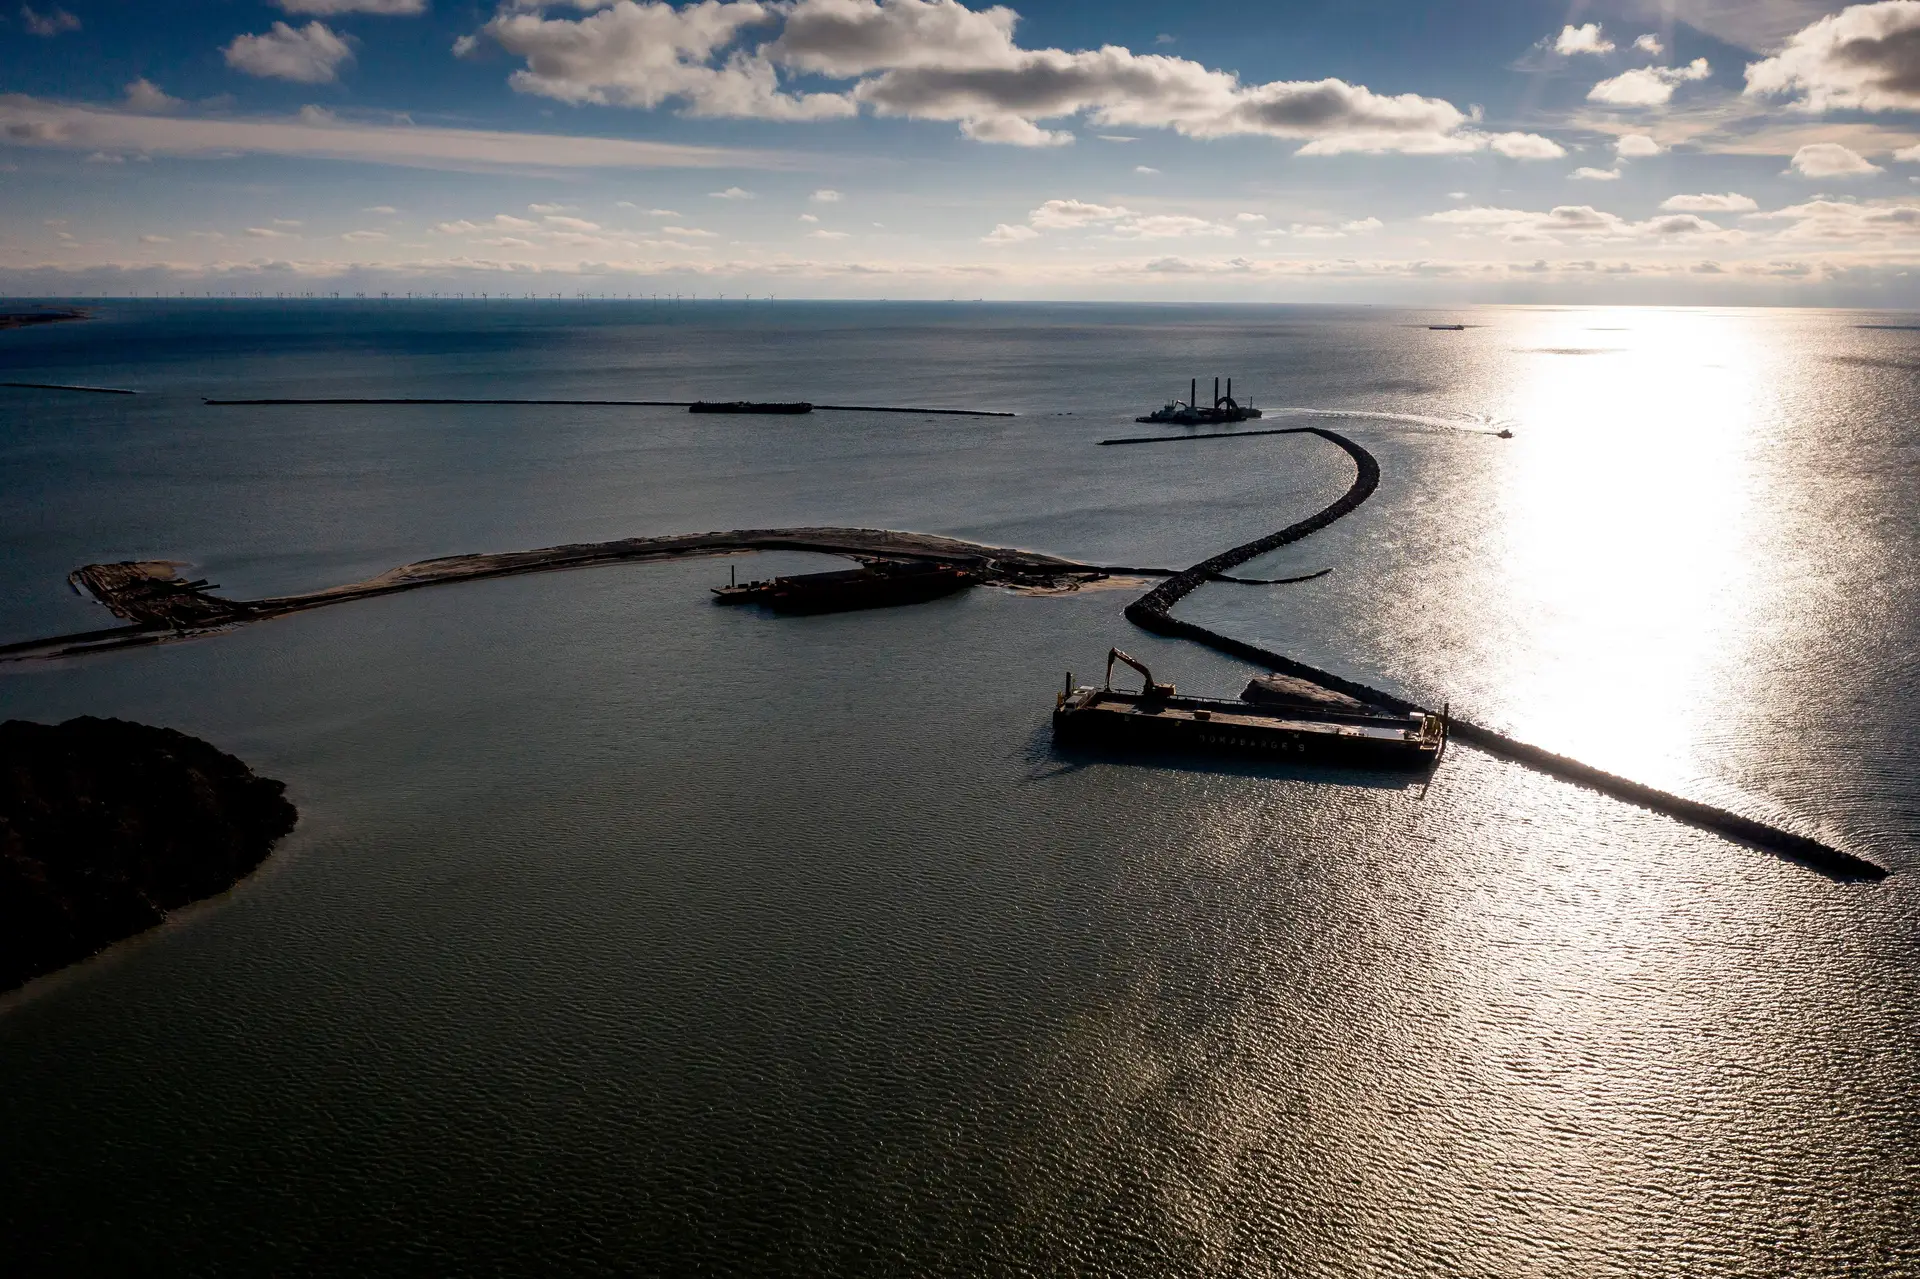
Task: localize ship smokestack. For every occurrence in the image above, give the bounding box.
[1227,378,1232,403]
[1190,378,1196,408]
[1214,377,1220,406]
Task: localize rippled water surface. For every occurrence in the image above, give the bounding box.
[2,302,1917,1275]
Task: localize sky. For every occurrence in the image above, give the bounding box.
[8,0,1920,302]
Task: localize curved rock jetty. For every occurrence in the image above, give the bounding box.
[1120,426,1888,881]
[0,717,298,993]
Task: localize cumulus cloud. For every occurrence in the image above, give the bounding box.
[1662,192,1758,212]
[1788,142,1882,177]
[123,79,182,113]
[1029,198,1129,227]
[544,214,601,230]
[1634,33,1664,56]
[225,22,355,84]
[982,221,1039,243]
[476,1,855,121]
[810,187,842,201]
[1571,166,1621,180]
[246,226,298,238]
[1134,164,1158,173]
[364,204,399,213]
[1746,2,1920,112]
[1555,23,1614,55]
[1487,132,1567,159]
[467,0,1560,155]
[341,229,389,240]
[20,5,79,36]
[661,225,717,236]
[1615,133,1663,158]
[1424,203,1726,241]
[711,185,756,198]
[1748,197,1920,238]
[1108,214,1233,238]
[278,0,425,13]
[1588,58,1711,105]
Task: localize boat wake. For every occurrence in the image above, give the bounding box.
[1265,407,1512,436]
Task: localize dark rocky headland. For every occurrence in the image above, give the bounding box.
[0,718,297,993]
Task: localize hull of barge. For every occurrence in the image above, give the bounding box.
[1053,689,1443,770]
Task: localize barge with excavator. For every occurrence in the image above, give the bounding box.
[1137,377,1263,426]
[713,559,977,614]
[1054,649,1446,770]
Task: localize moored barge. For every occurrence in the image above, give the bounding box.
[713,559,976,614]
[1053,649,1446,770]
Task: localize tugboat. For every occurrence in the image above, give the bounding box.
[1136,377,1263,426]
[713,559,976,614]
[1053,648,1446,770]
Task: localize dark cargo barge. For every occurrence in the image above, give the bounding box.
[689,400,813,414]
[713,559,976,614]
[1054,649,1446,770]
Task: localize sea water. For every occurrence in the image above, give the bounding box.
[1,302,1916,1275]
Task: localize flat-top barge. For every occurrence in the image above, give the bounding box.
[713,558,976,614]
[1054,649,1446,770]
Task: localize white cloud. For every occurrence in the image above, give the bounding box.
[1424,203,1726,241]
[544,214,601,230]
[983,222,1039,243]
[1109,214,1234,238]
[711,185,756,198]
[277,0,426,13]
[527,202,575,214]
[435,214,540,233]
[798,212,818,222]
[1341,217,1383,233]
[1662,192,1759,212]
[1746,2,1920,112]
[20,5,78,36]
[1555,23,1614,55]
[1134,164,1159,174]
[1029,198,1130,228]
[1589,58,1712,106]
[246,226,298,239]
[807,227,851,238]
[1787,142,1882,177]
[810,187,842,201]
[1487,132,1567,159]
[469,0,1556,156]
[1748,197,1920,238]
[140,234,170,244]
[341,229,389,241]
[1634,33,1665,56]
[84,150,125,164]
[364,204,398,213]
[224,21,355,85]
[1571,166,1621,180]
[123,79,182,113]
[1615,133,1663,158]
[477,1,855,122]
[661,225,717,236]
[1235,212,1266,222]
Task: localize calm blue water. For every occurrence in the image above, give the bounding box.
[2,302,1917,1275]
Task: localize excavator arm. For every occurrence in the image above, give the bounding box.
[1106,647,1176,698]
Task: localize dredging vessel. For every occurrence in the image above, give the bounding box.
[1136,377,1263,426]
[1053,649,1446,770]
[712,559,976,614]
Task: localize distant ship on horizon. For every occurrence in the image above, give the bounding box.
[1137,377,1263,426]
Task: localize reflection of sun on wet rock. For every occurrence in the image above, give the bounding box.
[0,717,298,994]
